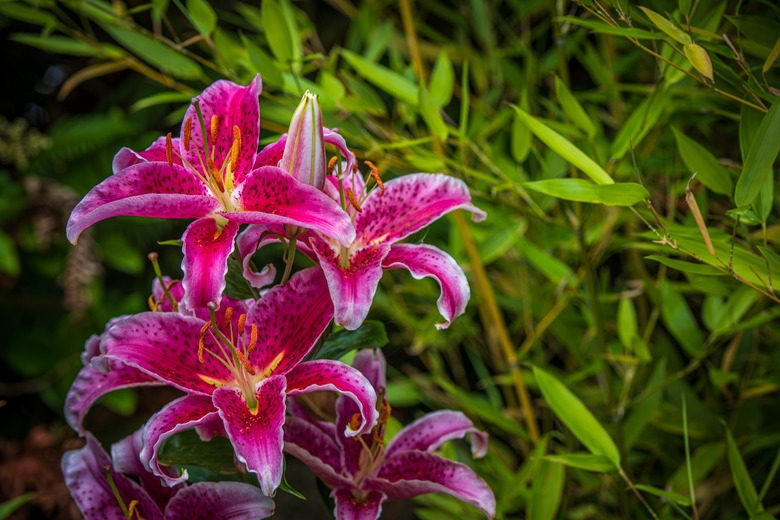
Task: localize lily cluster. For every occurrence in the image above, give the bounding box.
[62,75,494,519]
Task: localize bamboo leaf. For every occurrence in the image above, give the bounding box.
[735,96,780,207]
[58,62,127,100]
[529,461,565,520]
[102,25,202,79]
[419,86,449,141]
[185,0,217,36]
[635,484,692,506]
[555,75,595,138]
[659,280,705,356]
[523,179,647,205]
[638,7,692,45]
[517,237,577,288]
[10,34,117,57]
[430,51,454,108]
[0,4,58,28]
[341,49,418,106]
[646,255,725,275]
[763,36,780,73]
[532,365,621,468]
[727,429,763,516]
[262,0,293,64]
[684,43,714,80]
[672,127,733,195]
[540,453,616,473]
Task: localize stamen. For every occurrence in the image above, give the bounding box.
[372,427,384,444]
[235,348,256,375]
[127,499,139,520]
[208,158,225,192]
[198,321,212,364]
[346,187,362,212]
[349,413,362,431]
[248,324,258,352]
[148,294,159,312]
[365,161,385,195]
[327,156,338,175]
[165,133,173,167]
[210,115,219,147]
[351,152,358,172]
[183,116,192,151]
[238,314,246,336]
[224,307,233,324]
[230,125,241,171]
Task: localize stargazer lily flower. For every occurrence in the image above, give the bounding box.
[239,167,486,330]
[65,268,378,496]
[62,431,275,520]
[284,349,496,519]
[65,75,355,310]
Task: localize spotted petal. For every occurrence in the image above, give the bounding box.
[332,488,386,520]
[382,243,470,330]
[112,135,184,173]
[235,223,284,289]
[385,410,488,459]
[212,376,287,496]
[373,451,496,518]
[355,173,486,246]
[112,430,179,510]
[164,481,275,520]
[283,416,350,489]
[181,218,239,310]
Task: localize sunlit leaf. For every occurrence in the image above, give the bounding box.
[185,0,217,35]
[554,75,595,138]
[540,453,616,473]
[341,49,418,106]
[529,461,564,520]
[684,43,713,80]
[638,7,692,45]
[102,25,202,79]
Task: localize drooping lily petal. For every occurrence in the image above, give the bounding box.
[332,488,386,520]
[113,135,184,172]
[112,429,179,511]
[384,410,489,458]
[181,218,239,309]
[283,416,349,489]
[382,243,470,330]
[164,481,275,520]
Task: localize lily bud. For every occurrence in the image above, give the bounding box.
[280,90,326,190]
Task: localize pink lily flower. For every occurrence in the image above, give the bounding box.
[65,75,355,310]
[239,168,486,330]
[66,268,378,496]
[284,349,496,519]
[62,431,275,520]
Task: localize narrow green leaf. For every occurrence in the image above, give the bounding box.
[646,255,725,275]
[540,453,616,473]
[592,183,650,205]
[512,106,613,184]
[529,461,565,520]
[763,36,780,73]
[638,7,692,44]
[10,34,110,57]
[517,237,577,288]
[224,254,255,300]
[684,43,713,80]
[0,493,35,519]
[159,429,241,474]
[430,51,454,108]
[556,16,664,39]
[102,25,202,79]
[554,75,595,138]
[659,281,705,356]
[611,90,669,159]
[314,321,388,361]
[130,91,193,112]
[672,127,733,195]
[726,429,763,516]
[532,365,621,467]
[419,86,449,141]
[623,360,666,450]
[735,96,780,207]
[0,231,20,277]
[669,442,724,491]
[240,33,283,88]
[0,4,57,28]
[185,0,217,35]
[635,484,692,506]
[511,112,531,163]
[617,298,639,350]
[341,50,418,106]
[262,0,293,64]
[523,179,647,205]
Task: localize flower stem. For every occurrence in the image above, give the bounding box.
[103,465,131,519]
[148,252,177,312]
[281,236,298,285]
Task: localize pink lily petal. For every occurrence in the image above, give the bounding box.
[151,276,186,313]
[62,434,165,520]
[65,358,162,435]
[283,416,350,489]
[227,166,356,246]
[212,376,287,496]
[324,128,357,177]
[165,481,274,520]
[280,91,327,189]
[286,360,379,436]
[333,397,372,479]
[254,137,286,169]
[332,488,386,520]
[385,410,489,459]
[311,239,391,331]
[236,223,284,289]
[373,451,496,518]
[245,267,333,376]
[351,348,386,389]
[141,394,220,486]
[112,136,183,172]
[112,430,179,510]
[66,161,219,244]
[102,312,235,395]
[382,243,470,330]
[355,173,487,246]
[182,75,262,187]
[194,417,227,441]
[181,218,239,309]
[255,128,356,175]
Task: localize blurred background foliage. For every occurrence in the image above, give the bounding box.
[1,0,779,518]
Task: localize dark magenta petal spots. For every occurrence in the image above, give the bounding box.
[112,135,183,173]
[382,243,470,330]
[311,238,391,331]
[102,312,235,395]
[181,218,239,310]
[212,376,287,496]
[245,267,333,376]
[112,430,179,511]
[66,161,218,244]
[373,451,496,518]
[182,75,262,187]
[384,410,489,459]
[286,360,378,436]
[228,165,356,246]
[283,416,350,489]
[355,173,487,246]
[141,395,219,486]
[254,136,286,169]
[65,358,162,435]
[62,434,164,520]
[164,481,274,520]
[332,488,386,520]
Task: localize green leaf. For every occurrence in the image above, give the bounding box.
[262,0,293,64]
[224,254,256,300]
[684,43,713,80]
[554,75,595,138]
[511,112,531,163]
[185,0,217,35]
[10,34,111,57]
[671,127,733,195]
[638,7,692,45]
[592,183,650,205]
[617,298,639,350]
[341,50,418,106]
[556,16,664,39]
[540,453,616,473]
[735,96,780,207]
[532,365,621,467]
[131,91,194,112]
[240,33,283,88]
[430,51,454,108]
[0,493,35,519]
[523,179,648,206]
[669,442,724,491]
[314,321,388,360]
[635,484,692,506]
[512,106,613,184]
[517,237,577,288]
[646,255,725,275]
[659,281,705,356]
[0,230,20,277]
[624,360,666,450]
[529,461,565,520]
[159,429,241,474]
[419,86,449,141]
[727,429,763,516]
[102,25,202,79]
[611,90,669,159]
[0,4,57,28]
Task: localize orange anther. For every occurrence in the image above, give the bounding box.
[364,161,384,195]
[148,294,159,312]
[238,314,246,336]
[210,115,219,146]
[327,156,338,175]
[224,306,233,324]
[349,412,362,431]
[372,427,384,445]
[165,132,173,167]
[235,348,256,375]
[198,336,205,363]
[127,499,140,520]
[230,125,241,171]
[379,398,392,424]
[248,324,258,352]
[346,187,362,212]
[183,116,192,151]
[208,158,225,192]
[351,152,358,172]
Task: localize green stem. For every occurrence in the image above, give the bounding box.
[281,236,298,285]
[103,465,131,519]
[148,252,176,311]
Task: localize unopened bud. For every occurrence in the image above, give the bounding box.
[280,91,326,189]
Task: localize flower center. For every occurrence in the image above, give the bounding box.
[353,393,392,485]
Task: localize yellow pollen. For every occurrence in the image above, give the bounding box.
[210,115,219,146]
[231,125,241,171]
[165,133,173,167]
[208,158,225,192]
[248,324,258,353]
[346,187,362,212]
[238,314,246,336]
[349,412,362,431]
[183,116,192,151]
[224,307,233,324]
[327,156,338,174]
[235,348,256,375]
[365,160,384,195]
[264,350,284,377]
